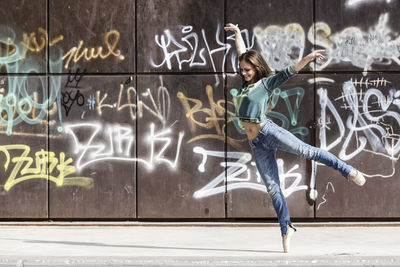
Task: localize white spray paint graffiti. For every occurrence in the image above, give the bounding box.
[253,23,305,71]
[346,0,392,8]
[308,13,400,71]
[317,78,400,178]
[253,13,399,71]
[152,15,400,83]
[151,24,255,86]
[192,146,308,199]
[64,122,184,171]
[316,182,335,210]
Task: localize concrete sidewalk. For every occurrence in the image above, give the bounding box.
[0,222,399,266]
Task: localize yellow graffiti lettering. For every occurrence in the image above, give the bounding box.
[0,37,17,58]
[62,30,124,69]
[21,27,63,53]
[177,85,246,149]
[22,29,45,53]
[0,28,63,60]
[96,84,137,120]
[49,35,64,47]
[177,92,203,132]
[0,144,93,191]
[117,84,136,121]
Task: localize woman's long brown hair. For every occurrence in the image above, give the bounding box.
[239,50,273,82]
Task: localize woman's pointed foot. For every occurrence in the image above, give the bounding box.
[349,169,366,186]
[282,227,296,253]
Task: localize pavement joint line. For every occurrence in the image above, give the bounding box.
[0,221,399,227]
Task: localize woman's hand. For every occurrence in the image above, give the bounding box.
[293,49,326,72]
[225,23,246,56]
[224,23,240,34]
[307,49,325,61]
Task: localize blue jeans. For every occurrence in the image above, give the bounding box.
[248,119,353,236]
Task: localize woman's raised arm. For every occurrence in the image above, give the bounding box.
[224,23,247,56]
[293,49,325,72]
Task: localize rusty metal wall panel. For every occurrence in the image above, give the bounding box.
[226,74,315,218]
[49,0,135,74]
[137,75,225,218]
[0,0,47,74]
[226,0,314,73]
[137,0,224,73]
[0,75,48,218]
[1,0,399,221]
[315,0,400,72]
[48,75,136,218]
[315,74,400,217]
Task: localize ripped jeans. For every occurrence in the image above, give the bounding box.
[248,119,353,236]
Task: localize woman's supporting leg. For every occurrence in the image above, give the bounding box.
[250,142,292,236]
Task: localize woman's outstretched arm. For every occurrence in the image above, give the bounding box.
[293,49,325,72]
[264,50,325,89]
[224,23,247,56]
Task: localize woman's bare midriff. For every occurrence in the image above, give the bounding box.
[241,121,264,141]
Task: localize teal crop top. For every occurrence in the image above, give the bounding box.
[230,66,297,124]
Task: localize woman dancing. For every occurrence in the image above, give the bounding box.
[224,23,366,253]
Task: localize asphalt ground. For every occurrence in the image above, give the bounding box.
[0,222,399,266]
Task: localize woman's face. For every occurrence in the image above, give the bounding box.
[240,60,257,84]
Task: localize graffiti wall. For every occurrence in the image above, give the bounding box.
[0,0,399,219]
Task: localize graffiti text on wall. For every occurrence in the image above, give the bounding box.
[151,13,400,79]
[192,146,308,199]
[151,24,255,86]
[62,30,125,69]
[0,144,93,191]
[317,78,399,178]
[64,122,184,171]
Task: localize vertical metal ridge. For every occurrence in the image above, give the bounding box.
[313,0,317,219]
[224,0,228,219]
[135,0,138,220]
[47,0,51,220]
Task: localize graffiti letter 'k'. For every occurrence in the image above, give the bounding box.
[147,123,184,169]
